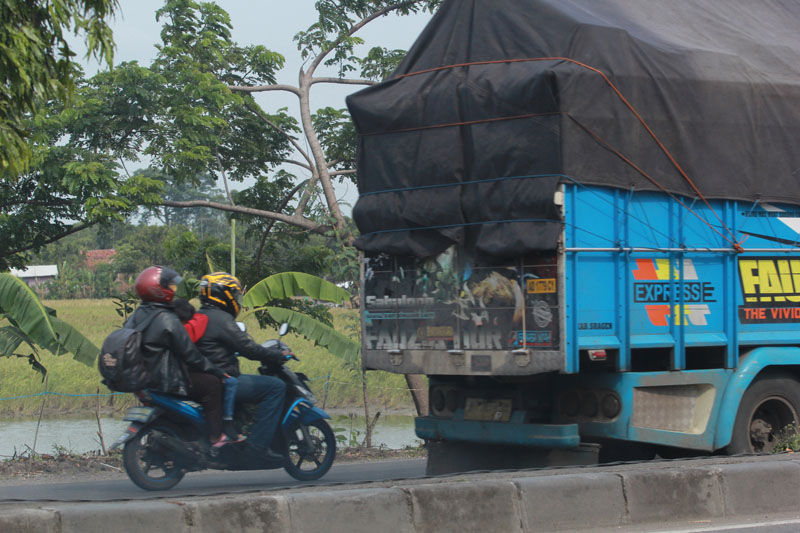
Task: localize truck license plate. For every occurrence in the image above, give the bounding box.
[464,398,512,422]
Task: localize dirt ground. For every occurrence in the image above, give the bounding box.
[0,445,426,483]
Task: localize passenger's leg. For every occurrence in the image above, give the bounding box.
[188,372,223,442]
[222,376,242,440]
[222,376,238,419]
[234,374,286,450]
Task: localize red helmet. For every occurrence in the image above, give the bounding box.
[134,266,182,303]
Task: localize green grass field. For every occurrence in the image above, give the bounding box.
[0,299,414,418]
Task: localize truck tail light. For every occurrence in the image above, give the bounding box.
[602,394,621,419]
[588,349,607,361]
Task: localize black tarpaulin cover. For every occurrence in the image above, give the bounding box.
[346,0,800,258]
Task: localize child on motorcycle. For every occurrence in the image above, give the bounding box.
[193,272,290,464]
[174,297,244,446]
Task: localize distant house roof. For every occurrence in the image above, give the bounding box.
[9,265,58,278]
[85,249,117,269]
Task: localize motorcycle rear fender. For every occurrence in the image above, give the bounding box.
[110,421,144,450]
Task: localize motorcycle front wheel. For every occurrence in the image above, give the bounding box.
[283,418,336,481]
[122,421,187,491]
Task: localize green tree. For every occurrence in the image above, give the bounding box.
[0,0,118,174]
[224,0,441,238]
[148,1,441,242]
[0,86,163,270]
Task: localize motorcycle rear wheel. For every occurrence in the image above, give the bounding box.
[122,421,187,491]
[283,418,336,481]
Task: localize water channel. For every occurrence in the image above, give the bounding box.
[0,413,421,459]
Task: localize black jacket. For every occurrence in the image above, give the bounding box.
[195,306,287,376]
[125,302,223,396]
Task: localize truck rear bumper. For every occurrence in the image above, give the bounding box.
[415,415,580,448]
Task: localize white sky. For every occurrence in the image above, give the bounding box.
[75,1,434,215]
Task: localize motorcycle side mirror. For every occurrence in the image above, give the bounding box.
[236,321,246,332]
[279,322,289,336]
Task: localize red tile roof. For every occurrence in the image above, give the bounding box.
[85,249,117,270]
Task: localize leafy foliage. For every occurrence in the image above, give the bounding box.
[0,0,117,174]
[0,89,164,270]
[241,272,357,364]
[312,107,357,177]
[0,273,98,373]
[296,0,440,77]
[243,272,350,307]
[266,306,360,366]
[147,0,294,186]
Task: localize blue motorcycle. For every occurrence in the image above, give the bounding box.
[112,323,336,491]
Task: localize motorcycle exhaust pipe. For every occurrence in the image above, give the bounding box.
[151,430,195,460]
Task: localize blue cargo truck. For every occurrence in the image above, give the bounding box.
[346,0,800,473]
[362,186,800,471]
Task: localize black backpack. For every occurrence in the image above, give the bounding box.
[98,311,162,392]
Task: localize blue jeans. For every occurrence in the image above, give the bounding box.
[234,374,285,449]
[222,376,239,419]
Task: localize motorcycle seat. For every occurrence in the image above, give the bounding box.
[148,391,203,411]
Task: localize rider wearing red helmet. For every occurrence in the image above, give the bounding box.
[127,266,227,442]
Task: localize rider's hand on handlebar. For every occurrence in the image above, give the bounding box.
[282,349,299,362]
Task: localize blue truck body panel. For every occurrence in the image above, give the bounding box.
[567,184,800,365]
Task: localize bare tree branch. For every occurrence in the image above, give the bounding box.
[160,199,330,235]
[330,169,356,177]
[243,101,314,169]
[310,77,377,86]
[282,158,312,171]
[8,221,98,256]
[294,168,319,217]
[227,84,300,95]
[307,1,419,78]
[252,180,309,272]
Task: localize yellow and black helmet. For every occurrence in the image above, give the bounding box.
[198,272,243,317]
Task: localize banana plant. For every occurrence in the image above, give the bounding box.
[241,272,358,364]
[0,273,98,376]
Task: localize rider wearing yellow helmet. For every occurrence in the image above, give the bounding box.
[195,272,289,463]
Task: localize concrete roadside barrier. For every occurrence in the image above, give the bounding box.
[618,467,724,524]
[3,455,800,532]
[515,473,627,531]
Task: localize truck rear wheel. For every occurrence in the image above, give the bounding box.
[728,373,800,455]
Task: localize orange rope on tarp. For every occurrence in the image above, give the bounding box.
[392,57,744,252]
[359,111,561,136]
[362,110,741,250]
[564,115,742,250]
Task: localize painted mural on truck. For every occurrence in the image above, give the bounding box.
[632,258,716,327]
[738,257,800,324]
[363,247,560,351]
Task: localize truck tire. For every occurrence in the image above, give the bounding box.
[727,373,800,455]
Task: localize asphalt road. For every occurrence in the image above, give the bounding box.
[589,513,800,533]
[0,458,427,502]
